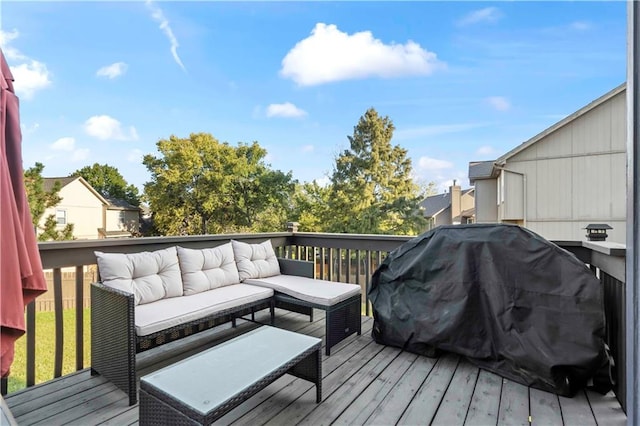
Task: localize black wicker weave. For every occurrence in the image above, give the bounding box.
[275,293,361,355]
[139,329,322,425]
[276,258,361,355]
[91,282,275,406]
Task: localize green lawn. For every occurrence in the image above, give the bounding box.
[7,308,91,394]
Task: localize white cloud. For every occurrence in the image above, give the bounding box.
[266,102,307,118]
[21,122,40,134]
[457,7,503,26]
[301,145,314,153]
[84,115,139,141]
[486,96,511,112]
[418,156,454,171]
[71,148,90,162]
[570,21,591,31]
[127,149,144,162]
[476,145,496,156]
[0,29,52,99]
[96,62,128,79]
[51,137,75,151]
[145,0,186,71]
[280,23,444,86]
[395,122,488,140]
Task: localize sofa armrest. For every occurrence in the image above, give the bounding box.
[278,258,314,278]
[90,282,138,405]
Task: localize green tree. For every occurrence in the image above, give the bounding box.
[327,108,426,235]
[71,163,140,207]
[290,181,332,232]
[143,133,295,235]
[24,162,74,241]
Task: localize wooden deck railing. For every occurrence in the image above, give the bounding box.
[1,232,627,412]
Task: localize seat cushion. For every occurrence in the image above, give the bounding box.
[231,239,280,281]
[95,247,182,305]
[134,284,274,336]
[244,275,361,307]
[177,243,241,295]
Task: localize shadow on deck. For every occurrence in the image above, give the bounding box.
[4,310,627,425]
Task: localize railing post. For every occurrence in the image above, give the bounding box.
[627,1,640,422]
[75,266,84,371]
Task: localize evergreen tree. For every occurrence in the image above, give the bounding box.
[327,108,426,235]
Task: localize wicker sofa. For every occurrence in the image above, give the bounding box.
[90,240,361,406]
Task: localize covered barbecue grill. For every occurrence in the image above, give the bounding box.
[369,223,607,396]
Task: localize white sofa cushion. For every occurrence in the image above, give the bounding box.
[177,244,240,295]
[231,240,280,281]
[95,247,182,305]
[244,275,361,307]
[134,284,274,336]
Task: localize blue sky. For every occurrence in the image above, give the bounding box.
[1,1,627,193]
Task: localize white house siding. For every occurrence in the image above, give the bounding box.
[497,89,626,243]
[41,180,104,239]
[474,179,498,223]
[437,207,452,227]
[106,209,139,233]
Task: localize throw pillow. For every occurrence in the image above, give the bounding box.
[94,246,182,305]
[177,243,241,295]
[231,239,281,281]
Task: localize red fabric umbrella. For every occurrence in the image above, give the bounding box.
[0,49,47,378]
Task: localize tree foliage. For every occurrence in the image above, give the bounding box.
[143,133,295,235]
[24,162,74,241]
[290,181,332,232]
[71,163,140,207]
[326,108,426,235]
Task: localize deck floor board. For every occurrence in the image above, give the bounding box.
[4,311,626,425]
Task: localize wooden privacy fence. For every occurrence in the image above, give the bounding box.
[36,270,97,312]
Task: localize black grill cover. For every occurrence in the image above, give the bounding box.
[369,224,606,396]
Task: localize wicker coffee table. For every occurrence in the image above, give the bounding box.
[139,326,322,425]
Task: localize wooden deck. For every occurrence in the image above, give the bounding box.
[4,310,627,425]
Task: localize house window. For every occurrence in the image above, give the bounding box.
[118,211,126,226]
[56,209,67,225]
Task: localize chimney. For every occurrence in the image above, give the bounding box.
[450,180,461,224]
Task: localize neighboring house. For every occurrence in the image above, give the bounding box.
[102,197,141,238]
[420,181,475,231]
[469,83,626,243]
[42,176,140,239]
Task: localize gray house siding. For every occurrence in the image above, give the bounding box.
[471,85,626,243]
[474,179,498,223]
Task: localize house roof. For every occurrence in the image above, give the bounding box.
[468,83,626,184]
[468,161,498,183]
[105,196,140,211]
[420,193,450,217]
[43,176,110,205]
[43,176,76,192]
[420,188,474,218]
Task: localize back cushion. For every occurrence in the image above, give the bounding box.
[231,239,281,281]
[94,247,182,305]
[177,243,241,295]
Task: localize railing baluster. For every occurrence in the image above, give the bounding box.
[337,248,343,283]
[53,268,64,378]
[328,248,334,281]
[319,247,325,279]
[365,250,371,316]
[26,300,36,387]
[356,250,362,313]
[346,249,352,283]
[75,265,84,371]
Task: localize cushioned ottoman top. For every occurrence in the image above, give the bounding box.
[244,275,361,307]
